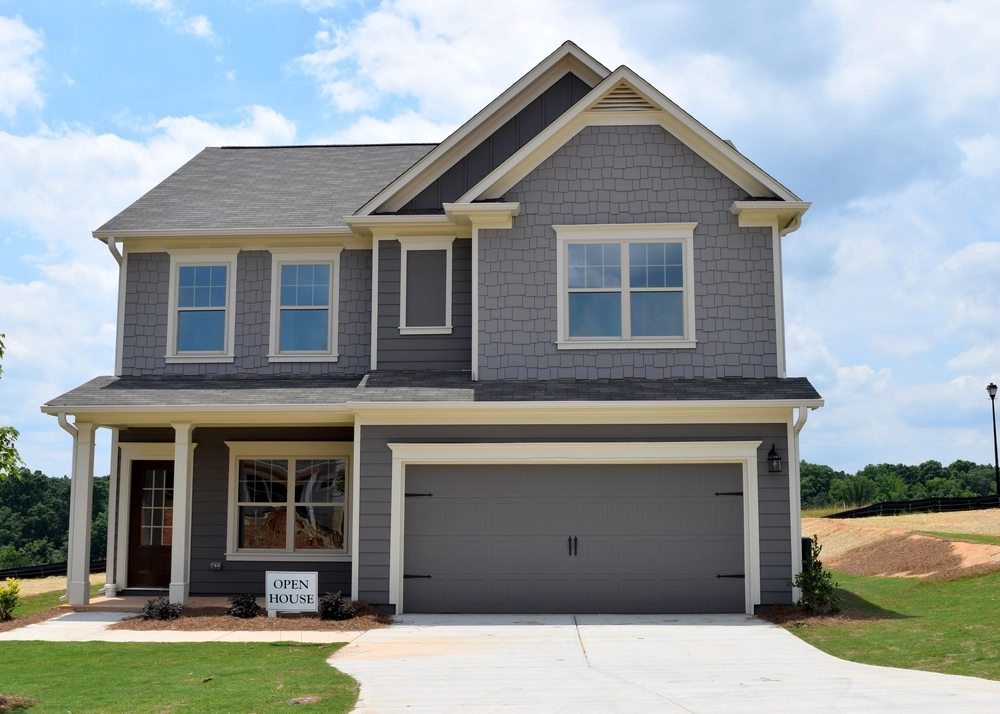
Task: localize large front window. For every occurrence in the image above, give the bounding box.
[556,223,696,349]
[226,442,351,561]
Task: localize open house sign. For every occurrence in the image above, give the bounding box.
[265,571,318,617]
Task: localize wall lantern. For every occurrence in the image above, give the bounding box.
[767,444,782,473]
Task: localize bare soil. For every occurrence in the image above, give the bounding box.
[108,601,391,631]
[804,510,1000,580]
[0,694,36,712]
[11,573,102,598]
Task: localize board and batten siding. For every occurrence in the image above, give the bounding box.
[357,423,790,610]
[376,239,472,370]
[120,249,371,376]
[478,124,778,381]
[118,427,353,596]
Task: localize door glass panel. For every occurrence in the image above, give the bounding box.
[139,467,173,547]
[239,505,287,549]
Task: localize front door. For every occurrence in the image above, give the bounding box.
[128,460,174,589]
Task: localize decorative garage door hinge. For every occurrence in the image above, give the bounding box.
[714,491,744,496]
[716,574,746,579]
[405,493,434,497]
[403,574,432,579]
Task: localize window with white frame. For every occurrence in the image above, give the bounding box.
[166,250,238,362]
[398,237,453,335]
[268,249,342,361]
[554,224,697,349]
[225,442,351,561]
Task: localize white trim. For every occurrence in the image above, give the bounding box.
[114,245,128,377]
[386,440,762,615]
[770,221,786,378]
[471,226,480,380]
[397,237,454,334]
[67,423,97,605]
[554,223,697,348]
[116,442,176,593]
[351,419,362,599]
[224,441,353,562]
[458,68,800,205]
[165,250,239,363]
[371,238,380,370]
[729,201,811,237]
[103,428,121,596]
[95,227,359,240]
[267,247,343,362]
[789,406,811,602]
[356,42,610,216]
[169,423,196,605]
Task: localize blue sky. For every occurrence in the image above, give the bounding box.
[1,0,999,477]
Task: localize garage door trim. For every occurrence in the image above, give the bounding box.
[387,440,762,614]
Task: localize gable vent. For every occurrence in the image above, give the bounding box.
[590,83,657,112]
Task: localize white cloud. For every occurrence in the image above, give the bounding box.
[127,0,217,41]
[313,110,451,144]
[959,134,1000,178]
[0,106,296,476]
[0,15,44,118]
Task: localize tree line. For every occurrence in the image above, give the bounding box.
[801,459,997,509]
[0,468,109,570]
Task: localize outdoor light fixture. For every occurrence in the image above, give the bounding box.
[988,383,999,498]
[767,444,782,473]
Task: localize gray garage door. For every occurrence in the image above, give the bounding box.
[403,463,745,614]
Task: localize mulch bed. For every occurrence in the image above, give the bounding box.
[109,601,391,631]
[0,607,63,634]
[759,604,888,629]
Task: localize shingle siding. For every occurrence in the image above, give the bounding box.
[478,124,777,380]
[358,423,792,608]
[121,249,370,376]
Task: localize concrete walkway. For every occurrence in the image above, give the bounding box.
[0,611,364,643]
[330,614,1000,714]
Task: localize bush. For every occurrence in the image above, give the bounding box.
[226,593,260,619]
[0,577,20,621]
[318,591,355,621]
[791,535,841,614]
[141,597,182,621]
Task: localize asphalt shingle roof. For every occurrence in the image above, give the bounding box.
[95,144,436,233]
[45,372,821,409]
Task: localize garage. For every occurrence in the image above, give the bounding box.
[402,463,746,614]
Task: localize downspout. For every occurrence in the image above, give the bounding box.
[103,237,122,266]
[57,413,79,602]
[789,405,811,601]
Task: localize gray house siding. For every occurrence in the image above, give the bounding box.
[117,427,353,596]
[121,249,371,376]
[479,124,778,380]
[376,239,472,370]
[357,423,790,609]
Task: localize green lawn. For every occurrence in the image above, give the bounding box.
[10,583,103,619]
[911,530,1000,546]
[0,642,358,713]
[788,570,1000,680]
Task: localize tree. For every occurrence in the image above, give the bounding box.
[0,333,24,481]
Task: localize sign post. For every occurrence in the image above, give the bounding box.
[265,571,318,619]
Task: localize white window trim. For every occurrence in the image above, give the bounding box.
[554,223,697,350]
[165,249,239,363]
[398,237,453,335]
[384,440,762,616]
[267,248,343,362]
[225,441,353,562]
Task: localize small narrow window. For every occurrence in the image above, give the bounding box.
[398,238,453,335]
[268,249,341,362]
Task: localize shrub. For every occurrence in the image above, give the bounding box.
[141,596,182,621]
[318,591,355,621]
[791,535,841,614]
[226,593,260,619]
[0,577,20,621]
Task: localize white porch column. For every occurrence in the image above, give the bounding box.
[67,422,96,605]
[169,423,196,605]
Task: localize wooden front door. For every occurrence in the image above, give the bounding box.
[128,460,174,589]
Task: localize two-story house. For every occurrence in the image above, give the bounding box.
[44,42,821,616]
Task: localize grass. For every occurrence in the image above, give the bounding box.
[786,569,1000,680]
[911,530,1000,546]
[801,505,857,518]
[0,642,358,713]
[11,583,102,619]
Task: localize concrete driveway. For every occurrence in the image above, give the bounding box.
[331,614,1000,713]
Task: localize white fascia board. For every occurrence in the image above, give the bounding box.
[459,66,802,205]
[343,214,472,239]
[730,201,812,236]
[355,42,611,217]
[94,227,358,239]
[443,202,521,229]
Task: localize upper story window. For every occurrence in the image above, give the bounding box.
[165,250,238,363]
[398,237,453,335]
[554,223,697,350]
[268,248,342,362]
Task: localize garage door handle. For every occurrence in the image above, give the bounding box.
[574,536,578,556]
[568,536,572,556]
[716,574,745,579]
